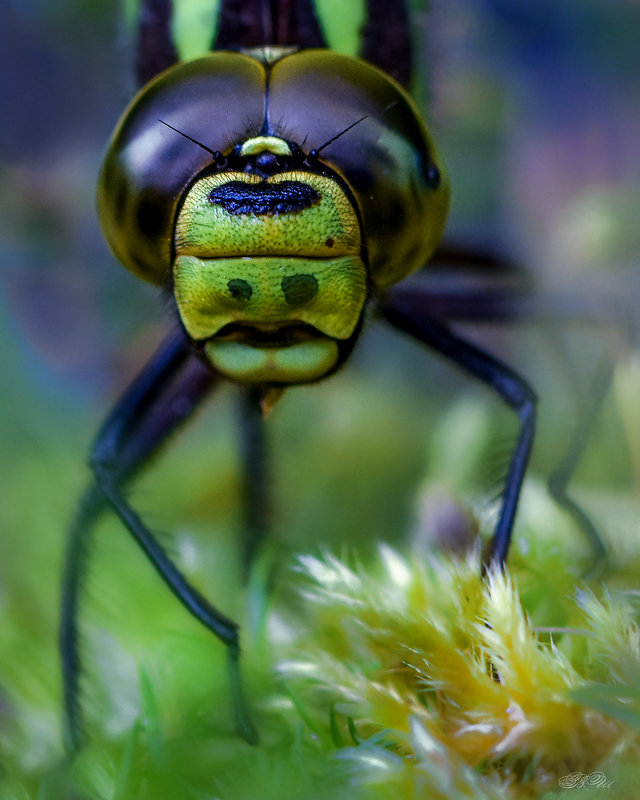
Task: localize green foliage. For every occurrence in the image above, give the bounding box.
[2,360,640,798]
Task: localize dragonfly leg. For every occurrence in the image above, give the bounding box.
[213,0,325,50]
[60,483,106,753]
[59,329,245,751]
[385,269,619,567]
[137,0,179,87]
[360,0,413,87]
[547,359,613,569]
[237,386,269,576]
[381,300,537,569]
[89,466,258,746]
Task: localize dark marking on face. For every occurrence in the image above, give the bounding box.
[208,181,320,216]
[281,274,318,306]
[325,237,335,248]
[227,278,253,301]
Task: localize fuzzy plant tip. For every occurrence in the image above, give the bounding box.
[278,546,640,799]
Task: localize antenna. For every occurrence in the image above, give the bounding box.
[309,115,369,159]
[158,120,221,161]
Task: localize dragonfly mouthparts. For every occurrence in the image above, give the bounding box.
[212,321,321,348]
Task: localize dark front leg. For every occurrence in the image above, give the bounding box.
[137,0,179,86]
[547,360,613,569]
[213,0,326,50]
[381,299,537,568]
[361,0,413,87]
[385,271,619,567]
[60,329,257,751]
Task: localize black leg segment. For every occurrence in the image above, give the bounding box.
[214,0,326,50]
[237,386,269,576]
[547,359,613,569]
[381,298,537,567]
[385,269,620,566]
[58,329,259,752]
[60,483,107,753]
[361,0,413,88]
[137,0,179,86]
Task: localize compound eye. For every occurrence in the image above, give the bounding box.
[96,52,267,285]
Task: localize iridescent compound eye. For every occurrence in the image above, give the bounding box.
[97,49,449,292]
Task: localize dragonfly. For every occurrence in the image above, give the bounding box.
[60,0,610,750]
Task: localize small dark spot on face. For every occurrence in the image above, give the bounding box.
[325,237,334,248]
[227,278,252,301]
[282,274,318,306]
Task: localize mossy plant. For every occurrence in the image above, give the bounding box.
[279,546,640,798]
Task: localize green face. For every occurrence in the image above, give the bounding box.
[173,156,367,384]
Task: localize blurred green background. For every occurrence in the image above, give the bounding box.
[1,0,639,793]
